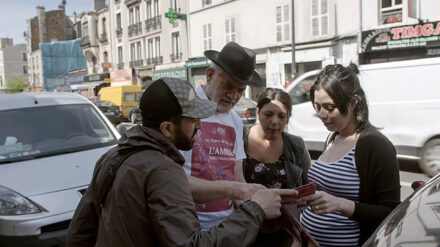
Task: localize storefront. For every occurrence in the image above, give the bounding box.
[360,20,440,64]
[153,67,187,82]
[185,57,211,88]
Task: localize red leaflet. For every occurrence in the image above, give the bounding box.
[281,181,316,203]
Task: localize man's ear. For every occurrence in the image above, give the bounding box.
[206,67,214,83]
[159,121,175,141]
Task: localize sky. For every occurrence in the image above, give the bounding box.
[0,0,95,45]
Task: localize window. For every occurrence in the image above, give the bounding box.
[136,42,142,61]
[22,52,27,62]
[171,0,178,10]
[380,0,402,24]
[124,92,135,102]
[102,18,106,34]
[103,52,108,63]
[203,23,212,50]
[135,6,140,23]
[129,8,134,25]
[23,65,28,74]
[146,1,152,19]
[118,46,123,64]
[135,92,142,102]
[202,0,211,8]
[225,17,235,42]
[311,0,328,37]
[116,13,122,29]
[155,37,161,57]
[154,0,159,17]
[276,4,290,42]
[148,38,154,58]
[172,32,180,58]
[83,23,89,37]
[130,43,136,62]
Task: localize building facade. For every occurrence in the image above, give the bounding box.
[360,0,440,64]
[107,0,189,85]
[187,0,359,96]
[25,6,77,91]
[0,43,28,93]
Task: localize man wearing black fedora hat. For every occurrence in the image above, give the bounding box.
[68,77,297,246]
[180,42,266,230]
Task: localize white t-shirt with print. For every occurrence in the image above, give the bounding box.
[180,85,246,230]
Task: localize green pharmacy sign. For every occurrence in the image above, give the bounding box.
[164,8,186,24]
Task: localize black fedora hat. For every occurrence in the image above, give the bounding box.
[204,42,265,87]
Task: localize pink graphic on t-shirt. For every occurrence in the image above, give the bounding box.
[191,122,236,212]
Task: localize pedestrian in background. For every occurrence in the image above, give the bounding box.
[66,77,298,247]
[300,63,400,246]
[180,41,267,230]
[242,87,311,247]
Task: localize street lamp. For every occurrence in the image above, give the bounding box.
[291,0,296,82]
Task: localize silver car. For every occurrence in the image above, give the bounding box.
[0,93,120,246]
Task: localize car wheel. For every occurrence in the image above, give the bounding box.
[419,138,440,177]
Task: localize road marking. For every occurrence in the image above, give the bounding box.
[400,181,412,187]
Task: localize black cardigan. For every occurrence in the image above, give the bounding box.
[243,126,311,189]
[326,126,401,246]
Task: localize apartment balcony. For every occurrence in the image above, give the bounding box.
[146,56,163,65]
[117,62,124,69]
[81,36,90,47]
[116,28,123,37]
[129,60,143,68]
[99,33,108,43]
[128,22,142,37]
[170,53,183,63]
[145,16,161,32]
[125,0,141,5]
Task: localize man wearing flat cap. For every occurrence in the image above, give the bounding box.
[67,78,296,246]
[180,42,266,230]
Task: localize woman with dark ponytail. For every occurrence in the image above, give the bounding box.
[299,63,400,246]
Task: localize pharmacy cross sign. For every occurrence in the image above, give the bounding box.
[164,8,187,24]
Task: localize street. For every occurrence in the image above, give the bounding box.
[398,159,430,200]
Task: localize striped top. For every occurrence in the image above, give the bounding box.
[301,147,360,247]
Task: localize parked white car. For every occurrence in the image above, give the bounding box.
[0,93,120,246]
[286,57,440,176]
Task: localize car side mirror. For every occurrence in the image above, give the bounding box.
[411,181,426,191]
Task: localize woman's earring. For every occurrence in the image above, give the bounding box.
[356,113,362,122]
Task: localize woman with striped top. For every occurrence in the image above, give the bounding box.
[299,63,401,246]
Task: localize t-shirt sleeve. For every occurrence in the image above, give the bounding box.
[179,149,192,175]
[234,116,246,161]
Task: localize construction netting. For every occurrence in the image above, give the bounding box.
[40,38,86,91]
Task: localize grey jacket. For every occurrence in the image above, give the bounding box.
[67,125,265,247]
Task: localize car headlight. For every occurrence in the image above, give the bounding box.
[0,185,41,215]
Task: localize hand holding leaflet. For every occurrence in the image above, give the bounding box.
[281,181,316,203]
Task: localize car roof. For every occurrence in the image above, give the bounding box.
[0,92,91,111]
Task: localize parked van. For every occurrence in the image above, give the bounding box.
[98,85,143,118]
[286,57,440,176]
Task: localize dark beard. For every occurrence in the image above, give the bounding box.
[174,126,197,151]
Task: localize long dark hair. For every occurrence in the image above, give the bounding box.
[310,63,371,132]
[257,87,292,119]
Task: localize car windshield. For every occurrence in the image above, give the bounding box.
[0,104,118,164]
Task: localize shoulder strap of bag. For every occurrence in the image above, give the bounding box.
[97,148,144,211]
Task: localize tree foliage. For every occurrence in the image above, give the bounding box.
[6,77,26,93]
